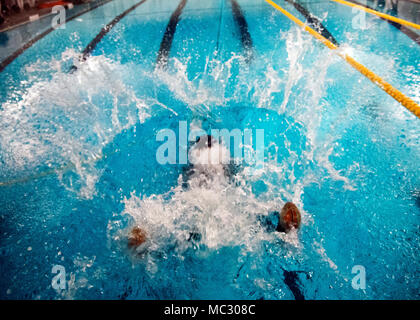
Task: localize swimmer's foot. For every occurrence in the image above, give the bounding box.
[128,226,147,248]
[276,202,301,233]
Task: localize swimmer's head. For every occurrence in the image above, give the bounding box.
[277,202,301,233]
[189,135,230,167]
[128,226,147,248]
[194,135,215,149]
[185,134,234,187]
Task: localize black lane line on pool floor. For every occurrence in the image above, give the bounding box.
[215,0,225,54]
[155,0,188,69]
[0,0,116,73]
[70,0,149,72]
[230,0,254,63]
[286,0,339,46]
[347,0,420,46]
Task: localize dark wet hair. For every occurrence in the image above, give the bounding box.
[195,135,214,149]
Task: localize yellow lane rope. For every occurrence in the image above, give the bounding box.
[265,0,420,118]
[330,0,420,30]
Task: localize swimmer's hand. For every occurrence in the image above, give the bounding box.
[128,226,147,248]
[277,202,301,233]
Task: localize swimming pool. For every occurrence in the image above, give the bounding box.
[0,0,419,300]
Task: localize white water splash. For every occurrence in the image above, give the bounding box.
[0,50,150,198]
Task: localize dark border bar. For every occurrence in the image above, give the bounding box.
[0,300,416,318]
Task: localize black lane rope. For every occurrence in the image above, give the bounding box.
[347,0,419,46]
[230,0,254,63]
[0,0,115,73]
[286,0,339,46]
[155,0,188,69]
[70,0,149,71]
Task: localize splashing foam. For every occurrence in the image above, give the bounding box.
[276,27,354,190]
[121,132,303,274]
[0,50,150,198]
[155,27,353,191]
[120,29,351,277]
[1,28,349,279]
[122,167,299,256]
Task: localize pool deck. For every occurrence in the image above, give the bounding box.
[0,1,110,33]
[1,0,419,33]
[0,4,74,33]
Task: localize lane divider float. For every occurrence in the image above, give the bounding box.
[265,0,420,118]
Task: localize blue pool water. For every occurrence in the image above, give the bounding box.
[0,0,419,299]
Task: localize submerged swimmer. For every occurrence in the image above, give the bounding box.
[127,134,301,249]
